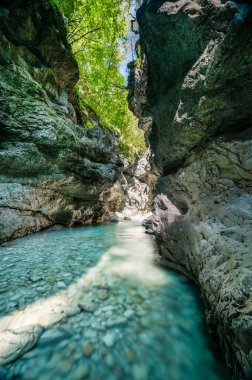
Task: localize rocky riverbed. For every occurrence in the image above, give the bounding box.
[0,222,229,379]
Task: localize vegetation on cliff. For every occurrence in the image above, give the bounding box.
[52,0,145,159]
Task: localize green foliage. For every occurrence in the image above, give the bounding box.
[52,0,145,159]
[53,0,77,18]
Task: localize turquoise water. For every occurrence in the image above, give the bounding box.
[0,222,229,380]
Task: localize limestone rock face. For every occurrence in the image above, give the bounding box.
[106,150,156,222]
[0,0,123,243]
[131,0,252,377]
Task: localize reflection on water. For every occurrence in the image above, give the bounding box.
[0,222,229,379]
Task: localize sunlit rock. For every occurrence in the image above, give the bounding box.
[0,0,124,243]
[0,325,43,365]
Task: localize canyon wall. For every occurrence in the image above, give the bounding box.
[129,0,252,377]
[0,0,153,243]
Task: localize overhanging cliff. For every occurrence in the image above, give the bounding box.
[129,0,252,377]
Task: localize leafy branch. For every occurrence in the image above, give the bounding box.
[69,26,103,44]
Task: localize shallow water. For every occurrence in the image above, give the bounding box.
[0,222,229,380]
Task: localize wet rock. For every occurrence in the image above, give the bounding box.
[30,276,42,283]
[78,301,99,313]
[46,276,56,284]
[84,330,98,339]
[145,229,155,235]
[109,213,119,223]
[106,149,156,222]
[98,290,109,301]
[37,286,48,294]
[123,309,135,319]
[68,306,81,317]
[105,354,114,367]
[56,281,66,289]
[71,362,89,379]
[0,325,43,365]
[125,348,135,362]
[140,317,152,328]
[68,341,77,351]
[103,333,116,347]
[83,343,95,357]
[39,328,70,346]
[132,364,148,380]
[106,317,127,328]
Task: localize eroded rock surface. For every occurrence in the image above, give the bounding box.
[107,149,157,222]
[0,0,124,243]
[130,0,252,377]
[0,325,43,366]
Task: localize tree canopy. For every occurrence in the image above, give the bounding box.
[52,0,145,159]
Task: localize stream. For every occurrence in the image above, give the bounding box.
[0,222,229,380]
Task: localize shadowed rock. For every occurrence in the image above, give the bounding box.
[129,0,252,377]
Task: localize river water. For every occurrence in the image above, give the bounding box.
[0,222,229,380]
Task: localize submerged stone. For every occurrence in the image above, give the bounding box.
[102,333,116,348]
[0,325,43,365]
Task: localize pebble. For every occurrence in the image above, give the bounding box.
[103,333,116,347]
[105,354,114,367]
[142,303,151,311]
[125,348,135,362]
[39,328,69,345]
[56,281,66,289]
[7,301,18,308]
[124,309,135,319]
[139,332,152,345]
[140,317,152,328]
[62,273,72,278]
[98,290,109,300]
[60,356,75,372]
[83,343,95,357]
[30,276,42,282]
[79,320,90,328]
[106,317,127,328]
[68,306,81,316]
[96,325,106,332]
[132,296,142,305]
[68,341,77,351]
[71,362,89,379]
[132,364,148,380]
[79,301,98,313]
[46,276,56,284]
[85,330,97,339]
[37,286,47,294]
[10,294,21,302]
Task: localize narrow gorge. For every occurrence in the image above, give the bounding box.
[0,0,251,379]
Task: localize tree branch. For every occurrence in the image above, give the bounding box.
[69,26,103,45]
